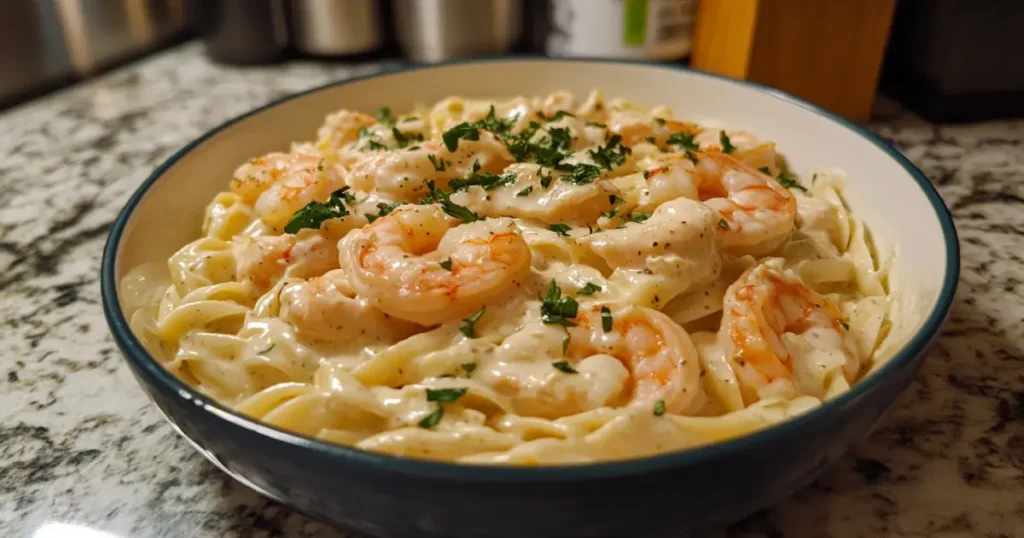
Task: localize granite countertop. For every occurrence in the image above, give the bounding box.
[1,42,1022,538]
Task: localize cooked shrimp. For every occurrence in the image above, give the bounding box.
[720,258,859,404]
[279,269,420,345]
[347,130,513,201]
[695,129,778,173]
[610,113,703,147]
[693,151,796,255]
[316,110,378,151]
[580,197,720,304]
[450,163,621,225]
[566,305,703,415]
[234,223,358,292]
[338,204,531,326]
[633,153,700,211]
[230,149,348,230]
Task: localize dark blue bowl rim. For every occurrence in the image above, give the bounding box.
[101,55,960,482]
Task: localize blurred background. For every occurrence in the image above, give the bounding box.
[1,0,1022,123]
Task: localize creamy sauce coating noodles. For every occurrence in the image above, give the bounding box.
[121,91,893,464]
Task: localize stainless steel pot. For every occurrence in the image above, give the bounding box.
[289,0,382,56]
[392,0,522,62]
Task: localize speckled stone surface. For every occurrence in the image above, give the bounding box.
[1,42,1022,538]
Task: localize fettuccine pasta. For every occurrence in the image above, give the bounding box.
[121,91,893,464]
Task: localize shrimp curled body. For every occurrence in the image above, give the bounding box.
[567,305,703,415]
[339,204,532,326]
[694,152,796,256]
[720,258,859,403]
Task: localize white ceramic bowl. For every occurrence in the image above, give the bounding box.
[102,59,959,538]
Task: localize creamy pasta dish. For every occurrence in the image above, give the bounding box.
[121,91,893,464]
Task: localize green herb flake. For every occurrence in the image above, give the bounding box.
[667,132,699,152]
[418,406,444,428]
[653,399,666,416]
[758,166,771,175]
[586,121,608,128]
[577,282,601,296]
[539,169,554,188]
[426,387,468,402]
[402,116,418,123]
[461,362,477,376]
[540,280,579,327]
[719,130,736,154]
[645,136,657,144]
[376,106,395,126]
[516,186,533,197]
[588,134,632,171]
[392,127,424,149]
[439,258,453,271]
[718,218,730,230]
[776,171,808,192]
[684,150,698,165]
[654,117,666,125]
[540,110,576,122]
[628,212,652,223]
[552,361,578,374]
[449,171,517,192]
[366,139,387,151]
[840,321,850,331]
[460,307,486,338]
[429,188,480,223]
[284,187,352,233]
[428,154,447,172]
[549,223,572,236]
[562,336,570,355]
[600,306,613,332]
[563,163,602,185]
[442,122,480,152]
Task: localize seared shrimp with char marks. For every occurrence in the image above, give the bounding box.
[720,258,859,404]
[566,305,704,415]
[338,204,531,326]
[693,151,796,255]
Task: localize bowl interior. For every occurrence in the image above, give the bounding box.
[110,59,956,458]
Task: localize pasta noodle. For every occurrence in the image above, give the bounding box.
[121,91,896,464]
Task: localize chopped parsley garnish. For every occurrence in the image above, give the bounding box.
[645,136,657,144]
[376,106,395,126]
[461,362,477,375]
[719,130,736,154]
[717,218,730,230]
[549,223,572,236]
[667,132,699,151]
[539,110,576,122]
[577,283,601,296]
[428,154,447,171]
[418,406,444,428]
[609,194,622,205]
[392,127,424,148]
[257,343,275,354]
[586,121,608,128]
[541,280,579,327]
[776,171,808,192]
[628,212,652,223]
[473,105,516,138]
[460,307,486,338]
[653,399,666,416]
[600,306,613,332]
[472,160,481,173]
[840,321,850,331]
[426,387,468,402]
[439,258,453,271]
[643,170,650,179]
[563,163,602,184]
[428,187,480,223]
[562,336,570,355]
[402,116,418,123]
[758,166,771,175]
[654,117,666,125]
[365,201,404,223]
[449,171,517,192]
[516,186,533,197]
[552,361,578,374]
[442,122,480,151]
[684,151,698,164]
[539,169,554,188]
[588,134,631,170]
[366,139,387,151]
[284,187,352,233]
